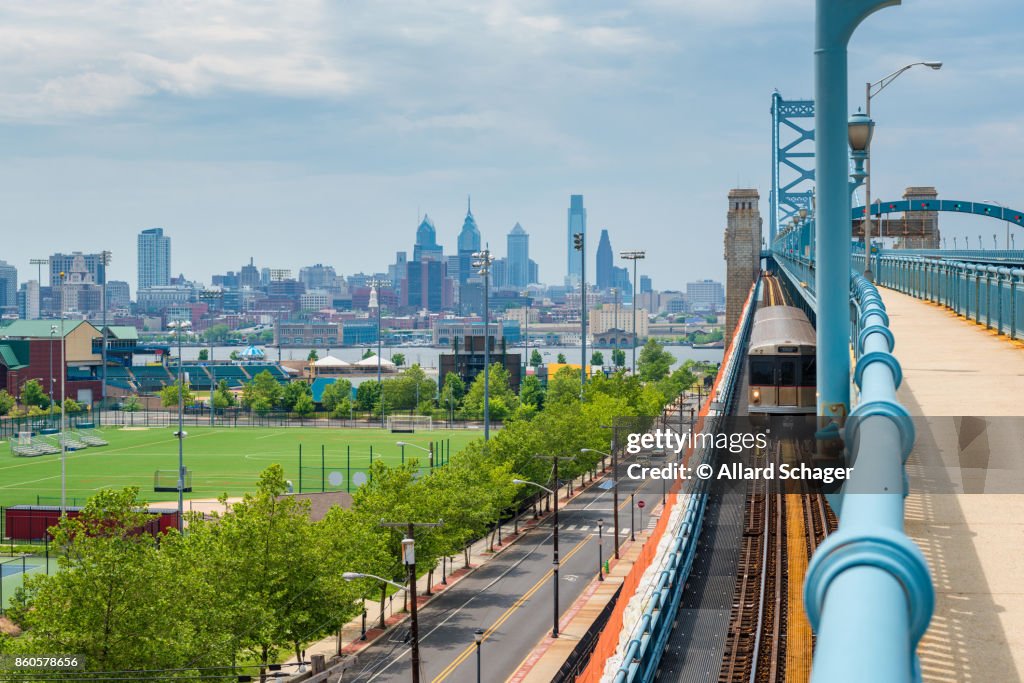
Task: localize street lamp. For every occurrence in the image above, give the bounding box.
[472,248,494,440]
[56,272,67,516]
[168,319,192,533]
[396,441,434,470]
[474,628,485,683]
[581,447,619,559]
[368,278,390,428]
[985,200,1012,250]
[619,251,645,374]
[862,61,942,280]
[597,518,604,581]
[513,477,560,637]
[573,232,587,397]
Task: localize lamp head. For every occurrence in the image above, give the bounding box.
[342,572,363,581]
[848,110,874,152]
[474,628,485,644]
[923,61,942,70]
[512,478,526,485]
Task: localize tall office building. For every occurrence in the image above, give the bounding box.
[0,260,17,313]
[507,223,530,288]
[18,280,40,319]
[456,199,481,284]
[413,214,444,262]
[640,275,653,293]
[239,258,261,289]
[595,229,613,290]
[299,263,338,291]
[404,259,450,312]
[566,195,586,285]
[50,252,106,288]
[137,228,171,290]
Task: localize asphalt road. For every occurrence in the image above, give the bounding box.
[340,453,676,683]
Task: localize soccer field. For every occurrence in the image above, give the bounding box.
[0,427,480,509]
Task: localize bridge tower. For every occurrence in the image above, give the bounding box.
[899,186,940,248]
[724,188,763,335]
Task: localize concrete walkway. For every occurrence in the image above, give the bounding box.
[881,288,1024,682]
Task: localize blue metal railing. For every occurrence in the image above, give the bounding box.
[859,252,1024,340]
[612,278,760,683]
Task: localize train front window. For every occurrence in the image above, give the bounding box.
[779,359,796,385]
[801,356,816,386]
[750,359,774,385]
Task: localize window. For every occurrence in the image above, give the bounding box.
[779,360,796,385]
[800,356,816,386]
[750,359,774,385]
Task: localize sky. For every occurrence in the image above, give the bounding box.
[1,0,1022,291]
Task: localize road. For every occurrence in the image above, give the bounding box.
[340,451,678,683]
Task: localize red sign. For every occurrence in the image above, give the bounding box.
[637,500,645,509]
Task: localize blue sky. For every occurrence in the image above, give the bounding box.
[1,0,1021,290]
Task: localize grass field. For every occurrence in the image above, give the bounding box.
[0,427,480,509]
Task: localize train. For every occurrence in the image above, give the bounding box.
[748,305,816,414]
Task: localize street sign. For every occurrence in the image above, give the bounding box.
[637,500,646,509]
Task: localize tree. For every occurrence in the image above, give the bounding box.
[229,350,241,361]
[63,398,83,414]
[519,374,545,411]
[198,348,209,361]
[462,364,519,420]
[391,352,406,367]
[440,372,465,412]
[280,381,311,412]
[320,379,353,411]
[381,365,435,412]
[637,339,675,382]
[546,366,582,406]
[242,370,284,411]
[355,381,381,412]
[362,348,375,360]
[530,349,543,368]
[20,379,50,409]
[612,348,626,368]
[556,353,567,364]
[213,380,236,410]
[0,389,15,416]
[121,395,141,412]
[590,351,604,367]
[307,349,319,361]
[204,323,231,343]
[293,393,315,418]
[160,379,195,408]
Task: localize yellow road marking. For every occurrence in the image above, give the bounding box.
[431,537,591,683]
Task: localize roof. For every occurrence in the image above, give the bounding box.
[311,377,349,402]
[354,354,395,367]
[0,320,94,339]
[104,326,139,341]
[239,345,266,358]
[749,305,816,353]
[314,355,351,367]
[0,342,28,370]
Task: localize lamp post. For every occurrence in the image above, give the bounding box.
[368,278,390,428]
[985,200,1011,250]
[57,272,67,515]
[862,61,942,279]
[581,447,619,559]
[573,232,587,396]
[168,319,192,533]
[472,249,494,440]
[98,251,111,411]
[619,251,645,374]
[474,628,485,683]
[597,518,604,581]
[814,0,897,421]
[513,476,560,637]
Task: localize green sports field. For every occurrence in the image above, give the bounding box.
[0,427,479,509]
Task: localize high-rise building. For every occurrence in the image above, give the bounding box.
[413,214,444,262]
[457,199,482,284]
[0,260,17,313]
[686,279,726,311]
[239,258,261,289]
[106,281,131,309]
[299,264,338,291]
[611,266,632,298]
[528,259,539,285]
[17,280,40,319]
[50,252,106,288]
[137,228,171,290]
[595,229,613,290]
[507,223,530,288]
[403,259,450,312]
[640,275,653,294]
[566,195,586,285]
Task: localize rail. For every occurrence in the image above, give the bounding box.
[801,271,933,682]
[609,277,760,683]
[857,252,1024,340]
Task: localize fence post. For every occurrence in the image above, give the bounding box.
[347,446,351,493]
[321,445,325,493]
[299,444,303,493]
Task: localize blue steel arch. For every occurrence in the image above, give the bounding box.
[853,200,1024,225]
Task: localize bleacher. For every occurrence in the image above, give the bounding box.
[182,365,214,390]
[105,366,137,392]
[242,364,290,382]
[210,365,250,388]
[131,365,174,391]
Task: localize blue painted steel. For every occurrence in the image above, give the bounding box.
[814,0,898,419]
[771,93,816,242]
[852,199,1024,224]
[806,270,932,683]
[612,279,760,683]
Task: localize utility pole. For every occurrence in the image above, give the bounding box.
[380,520,444,683]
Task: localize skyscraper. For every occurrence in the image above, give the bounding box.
[413,214,444,262]
[456,198,481,284]
[137,228,171,290]
[595,229,613,290]
[566,195,586,285]
[50,252,106,288]
[0,260,17,314]
[507,223,530,288]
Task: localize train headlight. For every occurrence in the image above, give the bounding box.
[752,389,761,403]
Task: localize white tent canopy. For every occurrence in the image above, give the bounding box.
[314,355,351,368]
[354,354,396,368]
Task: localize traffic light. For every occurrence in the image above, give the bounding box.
[573,232,584,251]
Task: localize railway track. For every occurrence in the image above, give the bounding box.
[718,441,837,683]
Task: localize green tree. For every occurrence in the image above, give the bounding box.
[391,352,406,367]
[440,372,465,411]
[204,323,231,343]
[293,393,315,418]
[0,389,15,416]
[381,365,435,412]
[530,349,543,367]
[519,374,545,411]
[362,348,375,360]
[198,348,209,361]
[121,395,141,412]
[590,351,604,367]
[307,349,319,361]
[637,338,675,382]
[229,350,241,361]
[160,379,195,408]
[462,364,519,420]
[556,353,567,364]
[280,381,311,411]
[546,366,582,406]
[320,379,353,411]
[355,381,381,412]
[20,379,50,409]
[242,370,284,411]
[611,348,626,368]
[213,379,236,409]
[62,398,83,414]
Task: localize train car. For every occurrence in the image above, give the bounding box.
[748,305,816,413]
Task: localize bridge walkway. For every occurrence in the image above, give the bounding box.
[880,287,1024,682]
